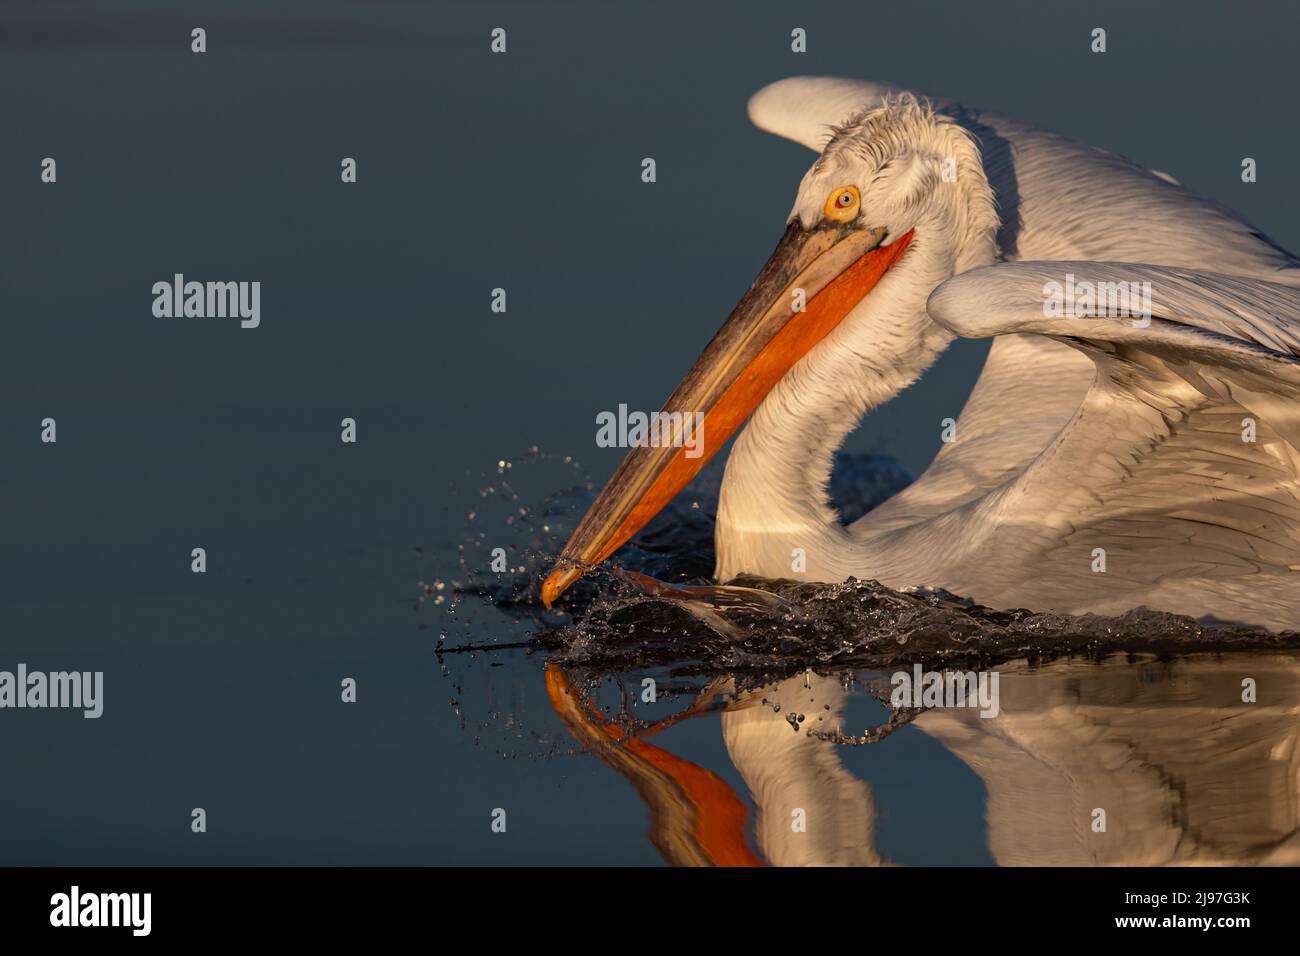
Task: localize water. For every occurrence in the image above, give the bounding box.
[429,452,1300,866]
[5,0,1300,868]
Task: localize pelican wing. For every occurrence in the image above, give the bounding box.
[918,262,1300,627]
[918,656,1300,865]
[749,76,1300,280]
[748,79,1300,624]
[752,79,1300,557]
[748,77,898,151]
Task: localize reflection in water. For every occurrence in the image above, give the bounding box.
[916,655,1300,866]
[445,452,1300,865]
[720,670,887,866]
[547,654,1300,866]
[546,666,761,866]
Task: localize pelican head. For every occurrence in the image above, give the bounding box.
[542,94,998,606]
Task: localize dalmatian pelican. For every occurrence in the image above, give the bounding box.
[542,77,1300,631]
[547,660,1300,866]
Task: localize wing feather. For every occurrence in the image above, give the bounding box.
[754,79,1300,572]
[917,262,1300,628]
[750,79,1300,625]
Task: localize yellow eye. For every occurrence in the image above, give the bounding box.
[823,186,860,223]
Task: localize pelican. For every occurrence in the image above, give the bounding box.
[723,659,1300,864]
[542,77,1300,631]
[548,658,1300,866]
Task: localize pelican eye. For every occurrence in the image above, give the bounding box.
[823,186,860,223]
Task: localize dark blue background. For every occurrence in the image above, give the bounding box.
[2,0,1296,864]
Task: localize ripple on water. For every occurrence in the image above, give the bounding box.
[428,448,1300,696]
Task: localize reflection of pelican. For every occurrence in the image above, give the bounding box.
[916,655,1300,865]
[545,664,885,866]
[544,665,762,866]
[543,78,1300,630]
[551,656,1300,866]
[719,671,888,866]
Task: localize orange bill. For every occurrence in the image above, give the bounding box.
[544,664,762,866]
[542,221,914,607]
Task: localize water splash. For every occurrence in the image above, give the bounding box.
[432,449,1297,682]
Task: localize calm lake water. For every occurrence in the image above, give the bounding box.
[4,0,1300,866]
[424,453,1300,867]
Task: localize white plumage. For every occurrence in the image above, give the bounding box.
[721,661,1300,865]
[718,77,1300,629]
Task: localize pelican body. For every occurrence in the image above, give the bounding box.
[543,78,1300,631]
